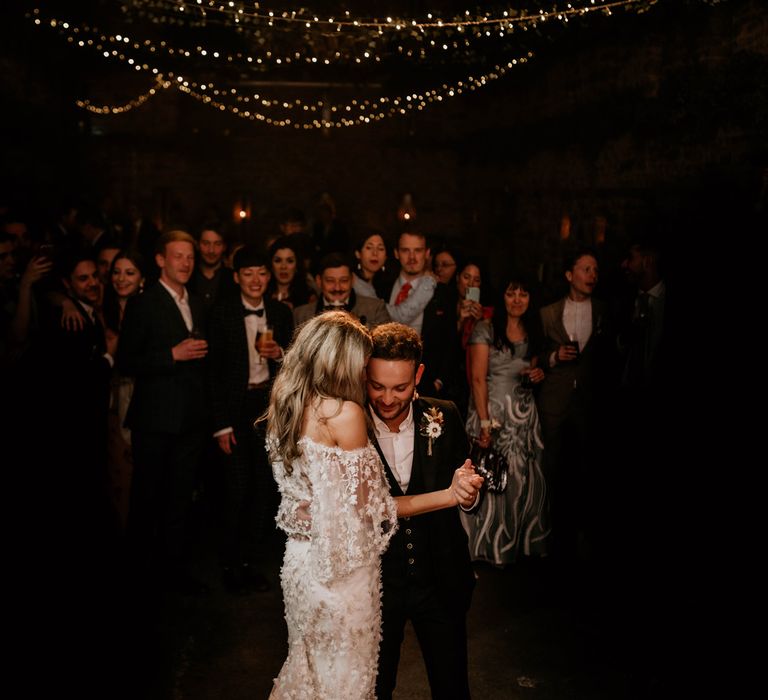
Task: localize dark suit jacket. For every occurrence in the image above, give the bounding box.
[48,300,111,421]
[537,296,611,419]
[207,296,293,433]
[373,397,475,611]
[117,282,207,434]
[421,283,460,401]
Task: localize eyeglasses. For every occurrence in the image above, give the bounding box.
[434,261,456,269]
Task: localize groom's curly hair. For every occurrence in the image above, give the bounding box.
[370,322,423,365]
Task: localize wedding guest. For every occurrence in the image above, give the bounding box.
[452,258,494,416]
[207,246,293,594]
[537,247,612,562]
[1,234,52,365]
[293,253,390,330]
[352,230,395,300]
[266,236,316,310]
[96,243,121,286]
[431,243,460,286]
[619,237,668,393]
[462,277,549,564]
[386,231,458,403]
[103,249,146,529]
[310,194,349,264]
[188,223,237,311]
[117,230,210,595]
[277,207,313,271]
[46,253,113,538]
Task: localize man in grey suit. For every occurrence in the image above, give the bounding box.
[292,253,390,330]
[537,247,612,562]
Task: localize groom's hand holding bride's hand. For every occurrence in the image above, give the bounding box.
[450,460,484,508]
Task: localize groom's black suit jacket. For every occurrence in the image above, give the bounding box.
[373,396,475,611]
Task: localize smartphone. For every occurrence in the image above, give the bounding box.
[36,244,56,262]
[465,287,480,303]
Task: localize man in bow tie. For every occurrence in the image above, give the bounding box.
[292,252,390,330]
[207,246,293,594]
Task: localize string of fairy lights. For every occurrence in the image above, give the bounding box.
[25,1,720,129]
[75,75,173,114]
[30,1,644,69]
[120,0,653,31]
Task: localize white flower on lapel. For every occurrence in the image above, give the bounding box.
[419,407,444,456]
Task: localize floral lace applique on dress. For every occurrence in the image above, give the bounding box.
[269,437,398,699]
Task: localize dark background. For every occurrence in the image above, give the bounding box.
[1,0,765,292]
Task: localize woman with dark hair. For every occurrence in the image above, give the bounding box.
[447,258,493,418]
[266,236,316,310]
[432,243,461,286]
[461,276,550,565]
[352,230,394,300]
[103,249,146,529]
[103,249,146,336]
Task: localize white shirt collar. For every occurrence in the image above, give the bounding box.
[241,295,265,311]
[323,296,350,306]
[78,300,95,321]
[369,402,414,435]
[159,278,187,303]
[645,280,666,299]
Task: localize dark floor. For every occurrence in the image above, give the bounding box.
[20,494,676,699]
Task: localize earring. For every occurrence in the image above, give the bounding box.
[381,264,386,273]
[357,262,362,271]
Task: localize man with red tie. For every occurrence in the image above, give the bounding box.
[386,231,458,402]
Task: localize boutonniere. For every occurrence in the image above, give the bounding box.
[419,406,444,456]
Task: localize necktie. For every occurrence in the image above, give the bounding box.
[394,281,412,306]
[243,307,264,317]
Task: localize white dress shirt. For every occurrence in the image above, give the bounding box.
[242,297,270,386]
[159,278,193,332]
[213,296,269,438]
[370,404,415,493]
[562,297,593,351]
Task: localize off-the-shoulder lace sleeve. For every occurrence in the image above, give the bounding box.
[307,442,398,584]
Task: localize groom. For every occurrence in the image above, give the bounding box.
[367,322,478,699]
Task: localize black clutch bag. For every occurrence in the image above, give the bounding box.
[469,439,509,493]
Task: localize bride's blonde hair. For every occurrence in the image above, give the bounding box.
[264,311,373,472]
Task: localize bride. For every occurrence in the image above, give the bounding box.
[265,312,481,699]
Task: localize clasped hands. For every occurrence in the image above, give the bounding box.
[450,459,484,508]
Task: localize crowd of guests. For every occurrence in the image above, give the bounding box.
[1,200,669,605]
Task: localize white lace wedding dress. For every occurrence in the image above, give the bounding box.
[269,436,398,699]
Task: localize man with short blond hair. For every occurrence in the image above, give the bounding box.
[118,229,210,595]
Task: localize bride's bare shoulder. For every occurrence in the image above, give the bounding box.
[327,401,368,451]
[302,399,368,451]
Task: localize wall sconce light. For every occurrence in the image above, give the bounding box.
[398,193,416,222]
